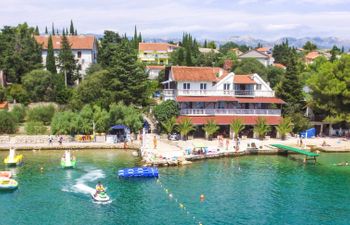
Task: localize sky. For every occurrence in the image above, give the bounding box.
[0,0,350,40]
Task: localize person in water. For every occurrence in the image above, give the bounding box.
[95,181,105,197]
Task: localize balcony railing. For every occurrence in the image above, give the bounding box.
[180,108,281,116]
[163,89,275,98]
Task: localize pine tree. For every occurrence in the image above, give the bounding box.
[52,23,55,35]
[58,34,78,86]
[74,29,77,35]
[46,35,57,74]
[133,25,138,49]
[70,20,74,35]
[35,26,40,35]
[138,32,142,43]
[62,28,66,36]
[45,26,48,34]
[66,28,69,36]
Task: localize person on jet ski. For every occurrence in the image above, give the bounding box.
[94,181,105,197]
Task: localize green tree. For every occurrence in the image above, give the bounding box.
[291,113,310,133]
[27,105,56,125]
[0,86,6,102]
[22,69,56,102]
[266,66,285,88]
[51,111,79,135]
[153,100,179,125]
[203,119,219,140]
[98,31,122,67]
[35,26,39,35]
[58,34,78,86]
[8,84,29,104]
[330,45,341,62]
[0,111,17,134]
[177,117,195,140]
[272,40,294,66]
[69,20,75,35]
[207,41,216,49]
[52,23,55,35]
[161,117,177,135]
[46,35,56,73]
[276,117,293,140]
[219,41,249,55]
[0,23,42,83]
[11,104,26,123]
[230,118,245,139]
[234,58,267,80]
[303,41,317,52]
[25,121,47,134]
[93,105,110,133]
[108,102,143,133]
[45,26,48,34]
[253,117,271,140]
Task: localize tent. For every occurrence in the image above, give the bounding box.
[300,128,316,138]
[106,124,130,143]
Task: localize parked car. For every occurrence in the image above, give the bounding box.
[168,133,181,141]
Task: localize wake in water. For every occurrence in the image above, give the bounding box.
[62,169,112,204]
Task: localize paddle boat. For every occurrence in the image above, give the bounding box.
[4,148,23,166]
[91,191,110,202]
[0,177,18,190]
[118,167,159,178]
[61,150,77,169]
[0,171,12,178]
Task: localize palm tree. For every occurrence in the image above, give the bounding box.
[203,119,219,141]
[161,117,177,137]
[276,117,293,140]
[230,118,245,140]
[177,118,195,141]
[253,117,271,140]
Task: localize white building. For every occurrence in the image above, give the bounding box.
[146,65,165,79]
[35,35,98,78]
[238,49,274,67]
[162,66,284,137]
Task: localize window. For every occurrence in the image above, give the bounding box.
[224,83,230,90]
[200,83,207,90]
[256,84,262,90]
[77,51,82,58]
[195,102,205,109]
[183,83,190,90]
[217,101,225,109]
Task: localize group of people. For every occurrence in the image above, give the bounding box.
[48,135,64,145]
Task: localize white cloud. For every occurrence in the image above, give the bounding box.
[265,24,301,31]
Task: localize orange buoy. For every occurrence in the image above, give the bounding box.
[200,194,205,201]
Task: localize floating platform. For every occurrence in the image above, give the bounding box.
[118,167,159,178]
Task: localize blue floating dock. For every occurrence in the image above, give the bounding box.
[118,167,159,178]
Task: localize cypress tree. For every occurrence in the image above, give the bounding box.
[74,29,77,35]
[70,20,74,35]
[133,25,138,49]
[204,40,207,48]
[45,26,48,34]
[58,34,78,86]
[35,26,40,35]
[138,32,142,43]
[62,28,66,36]
[56,29,59,35]
[46,35,57,74]
[66,28,69,36]
[52,23,55,35]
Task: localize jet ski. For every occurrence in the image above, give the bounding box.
[91,191,110,202]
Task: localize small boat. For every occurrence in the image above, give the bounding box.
[0,171,12,178]
[61,150,77,169]
[118,167,159,178]
[0,178,18,190]
[4,148,23,166]
[91,191,110,202]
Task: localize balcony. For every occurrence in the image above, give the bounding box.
[180,108,281,116]
[162,89,275,98]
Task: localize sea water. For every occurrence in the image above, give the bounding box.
[0,150,350,225]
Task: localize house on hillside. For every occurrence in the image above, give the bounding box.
[162,66,284,138]
[230,48,243,56]
[304,51,330,64]
[34,35,98,78]
[146,65,165,79]
[198,47,219,54]
[273,63,286,70]
[138,43,178,65]
[238,49,274,67]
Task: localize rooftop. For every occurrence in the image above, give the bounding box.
[35,35,96,50]
[139,42,178,52]
[171,66,228,82]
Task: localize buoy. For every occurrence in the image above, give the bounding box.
[169,193,173,198]
[200,194,205,201]
[179,203,184,208]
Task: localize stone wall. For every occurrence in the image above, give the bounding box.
[0,135,73,144]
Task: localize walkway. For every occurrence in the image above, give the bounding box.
[271,144,319,157]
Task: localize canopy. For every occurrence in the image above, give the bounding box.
[110,124,129,130]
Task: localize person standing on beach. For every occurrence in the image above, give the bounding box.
[153,136,157,149]
[226,139,229,150]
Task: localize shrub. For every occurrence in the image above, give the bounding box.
[11,104,26,123]
[8,84,29,104]
[0,111,17,134]
[25,121,47,135]
[0,86,6,102]
[153,100,179,125]
[27,105,56,125]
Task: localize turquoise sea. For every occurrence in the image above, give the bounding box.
[1,150,350,225]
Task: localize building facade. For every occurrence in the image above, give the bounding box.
[138,43,178,65]
[35,35,98,78]
[163,66,284,137]
[239,49,274,67]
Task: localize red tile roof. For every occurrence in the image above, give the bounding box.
[146,65,165,70]
[171,66,229,82]
[139,43,178,51]
[234,75,256,84]
[0,101,8,110]
[305,51,320,60]
[176,96,238,102]
[236,97,285,104]
[256,47,269,52]
[177,116,282,125]
[273,63,286,69]
[176,96,285,104]
[35,35,96,50]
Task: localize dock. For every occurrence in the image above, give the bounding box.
[270,144,319,163]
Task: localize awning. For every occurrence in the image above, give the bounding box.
[177,116,282,125]
[110,124,129,130]
[176,96,238,102]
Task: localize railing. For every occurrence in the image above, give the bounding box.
[180,108,281,116]
[163,89,275,97]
